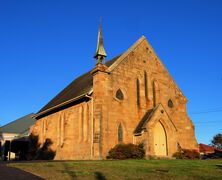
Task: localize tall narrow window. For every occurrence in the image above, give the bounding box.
[118,124,123,142]
[153,81,156,107]
[136,79,140,107]
[144,71,148,101]
[153,80,160,107]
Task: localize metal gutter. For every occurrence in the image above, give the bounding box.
[34,92,92,118]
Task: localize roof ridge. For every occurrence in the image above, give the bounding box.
[107,35,146,72]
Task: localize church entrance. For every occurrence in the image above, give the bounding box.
[153,122,167,156]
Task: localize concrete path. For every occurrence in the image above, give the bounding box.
[0,162,43,180]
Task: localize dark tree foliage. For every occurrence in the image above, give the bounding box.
[27,134,40,160]
[27,134,56,160]
[107,143,145,160]
[211,133,222,149]
[173,149,200,160]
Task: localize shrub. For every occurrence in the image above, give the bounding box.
[183,149,200,159]
[27,134,40,160]
[173,149,200,160]
[172,151,186,159]
[107,143,145,159]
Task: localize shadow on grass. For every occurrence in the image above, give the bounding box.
[61,170,77,178]
[216,164,222,170]
[94,171,107,180]
[155,169,169,173]
[61,163,77,179]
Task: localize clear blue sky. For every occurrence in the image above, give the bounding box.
[0,0,221,144]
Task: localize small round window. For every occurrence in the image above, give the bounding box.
[168,99,173,108]
[116,89,124,100]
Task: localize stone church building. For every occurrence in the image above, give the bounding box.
[32,25,198,160]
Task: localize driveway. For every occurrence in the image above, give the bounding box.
[0,162,43,180]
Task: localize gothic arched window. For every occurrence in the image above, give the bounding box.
[168,99,174,108]
[153,80,160,107]
[116,89,124,100]
[118,124,123,142]
[144,71,148,101]
[136,79,140,107]
[153,81,156,107]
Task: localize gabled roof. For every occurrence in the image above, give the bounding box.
[36,34,186,118]
[199,143,215,153]
[38,54,122,114]
[0,113,36,134]
[37,36,146,117]
[134,108,155,135]
[134,104,177,135]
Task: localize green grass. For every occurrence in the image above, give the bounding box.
[8,159,222,180]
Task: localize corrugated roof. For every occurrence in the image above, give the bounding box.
[0,113,36,134]
[38,54,122,114]
[134,108,154,135]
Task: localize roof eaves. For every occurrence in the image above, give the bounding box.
[133,108,156,135]
[0,113,35,133]
[34,92,90,118]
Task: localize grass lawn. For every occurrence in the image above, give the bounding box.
[8,159,222,180]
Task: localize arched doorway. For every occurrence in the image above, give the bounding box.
[153,122,167,156]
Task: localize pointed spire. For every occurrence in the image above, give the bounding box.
[94,19,107,63]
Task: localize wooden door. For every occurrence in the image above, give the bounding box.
[153,122,167,156]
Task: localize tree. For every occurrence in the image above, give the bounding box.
[211,133,222,149]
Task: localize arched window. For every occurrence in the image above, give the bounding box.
[118,124,123,142]
[153,81,156,107]
[116,89,124,100]
[153,80,160,107]
[168,99,174,108]
[136,79,140,107]
[144,71,148,101]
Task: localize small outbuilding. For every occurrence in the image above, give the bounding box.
[199,143,222,159]
[0,113,36,160]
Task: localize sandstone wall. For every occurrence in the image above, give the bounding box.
[32,100,92,160]
[99,38,198,158]
[32,37,198,160]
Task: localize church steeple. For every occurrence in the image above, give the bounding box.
[94,21,107,63]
